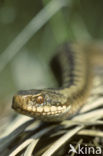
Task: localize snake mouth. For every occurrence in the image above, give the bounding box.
[12,95,71,117]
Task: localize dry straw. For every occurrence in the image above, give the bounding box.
[0,75,103,156]
[0,0,103,155]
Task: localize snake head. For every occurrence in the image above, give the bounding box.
[12,89,71,121]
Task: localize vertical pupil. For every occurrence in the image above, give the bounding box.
[36,96,44,104]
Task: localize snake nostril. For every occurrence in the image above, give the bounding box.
[12,95,22,109]
[12,96,16,109]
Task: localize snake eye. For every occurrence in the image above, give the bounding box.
[36,96,44,104]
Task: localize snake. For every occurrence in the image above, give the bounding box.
[12,42,102,122]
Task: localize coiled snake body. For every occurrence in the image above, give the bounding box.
[12,43,98,122]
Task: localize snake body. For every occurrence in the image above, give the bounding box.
[12,43,92,122]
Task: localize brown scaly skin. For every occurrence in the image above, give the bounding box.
[12,89,71,121]
[12,43,93,122]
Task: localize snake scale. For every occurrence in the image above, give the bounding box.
[12,43,94,122]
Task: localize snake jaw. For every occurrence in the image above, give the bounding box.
[12,94,71,120]
[12,88,71,121]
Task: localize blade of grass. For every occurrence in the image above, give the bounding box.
[0,0,68,73]
[42,126,84,156]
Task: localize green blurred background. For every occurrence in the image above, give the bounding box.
[0,0,103,118]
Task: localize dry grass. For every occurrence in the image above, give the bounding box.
[0,74,103,156]
[0,0,103,156]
